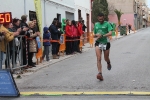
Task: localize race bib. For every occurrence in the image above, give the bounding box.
[98,43,107,50]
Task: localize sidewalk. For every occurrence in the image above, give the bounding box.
[13,30,137,78]
[111,30,136,41]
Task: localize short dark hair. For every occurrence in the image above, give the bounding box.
[31,18,36,21]
[57,22,62,28]
[82,20,84,23]
[53,18,58,21]
[13,18,20,24]
[72,20,76,26]
[52,20,58,26]
[98,13,104,17]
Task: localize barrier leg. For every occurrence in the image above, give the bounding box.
[0,51,3,69]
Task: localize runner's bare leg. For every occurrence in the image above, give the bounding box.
[104,49,110,63]
[95,46,102,73]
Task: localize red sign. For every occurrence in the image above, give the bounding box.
[0,12,12,24]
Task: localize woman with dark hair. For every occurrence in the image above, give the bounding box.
[65,20,73,55]
[71,20,79,53]
[49,19,61,59]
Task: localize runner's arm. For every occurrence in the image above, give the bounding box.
[103,31,112,37]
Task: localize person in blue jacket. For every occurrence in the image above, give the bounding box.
[42,27,51,61]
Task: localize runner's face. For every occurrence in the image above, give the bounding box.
[97,16,104,23]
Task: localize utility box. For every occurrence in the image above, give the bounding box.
[120,26,127,35]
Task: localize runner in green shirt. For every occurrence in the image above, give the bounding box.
[94,13,113,81]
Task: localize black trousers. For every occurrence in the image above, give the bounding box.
[56,43,60,55]
[66,37,73,55]
[72,37,78,52]
[51,42,59,55]
[129,28,131,33]
[28,52,33,66]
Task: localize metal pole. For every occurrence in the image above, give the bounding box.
[20,36,23,66]
[12,39,15,69]
[0,51,2,70]
[44,0,46,26]
[24,0,26,15]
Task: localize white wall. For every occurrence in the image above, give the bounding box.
[44,0,75,27]
[0,0,91,31]
[0,0,24,19]
[0,0,75,28]
[74,0,91,31]
[50,0,75,8]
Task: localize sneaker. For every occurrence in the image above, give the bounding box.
[97,73,104,81]
[107,62,112,71]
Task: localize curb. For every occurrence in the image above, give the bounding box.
[20,91,150,96]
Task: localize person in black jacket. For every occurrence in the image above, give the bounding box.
[82,20,87,46]
[49,19,61,59]
[20,15,29,68]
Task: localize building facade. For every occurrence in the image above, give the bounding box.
[74,0,91,32]
[107,0,135,28]
[0,0,91,32]
[107,0,149,29]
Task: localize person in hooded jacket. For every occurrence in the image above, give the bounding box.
[61,18,66,34]
[42,27,51,61]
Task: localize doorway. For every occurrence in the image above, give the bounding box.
[29,11,39,31]
[57,13,61,22]
[78,9,81,21]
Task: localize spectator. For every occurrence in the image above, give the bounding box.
[61,18,66,34]
[77,18,83,53]
[32,18,39,32]
[42,27,51,61]
[65,20,73,55]
[49,19,61,59]
[32,18,40,65]
[72,20,79,53]
[56,22,63,56]
[20,15,29,67]
[3,22,19,68]
[0,24,21,69]
[82,20,87,46]
[0,24,20,52]
[128,24,131,33]
[26,21,40,68]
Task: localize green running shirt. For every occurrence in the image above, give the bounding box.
[94,21,113,44]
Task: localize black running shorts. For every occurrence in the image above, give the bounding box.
[95,42,111,50]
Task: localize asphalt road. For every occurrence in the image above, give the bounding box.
[15,28,150,92]
[1,96,150,100]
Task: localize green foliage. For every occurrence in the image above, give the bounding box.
[114,9,124,25]
[92,0,109,24]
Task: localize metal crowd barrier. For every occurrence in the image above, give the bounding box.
[4,35,26,71]
[0,51,3,69]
